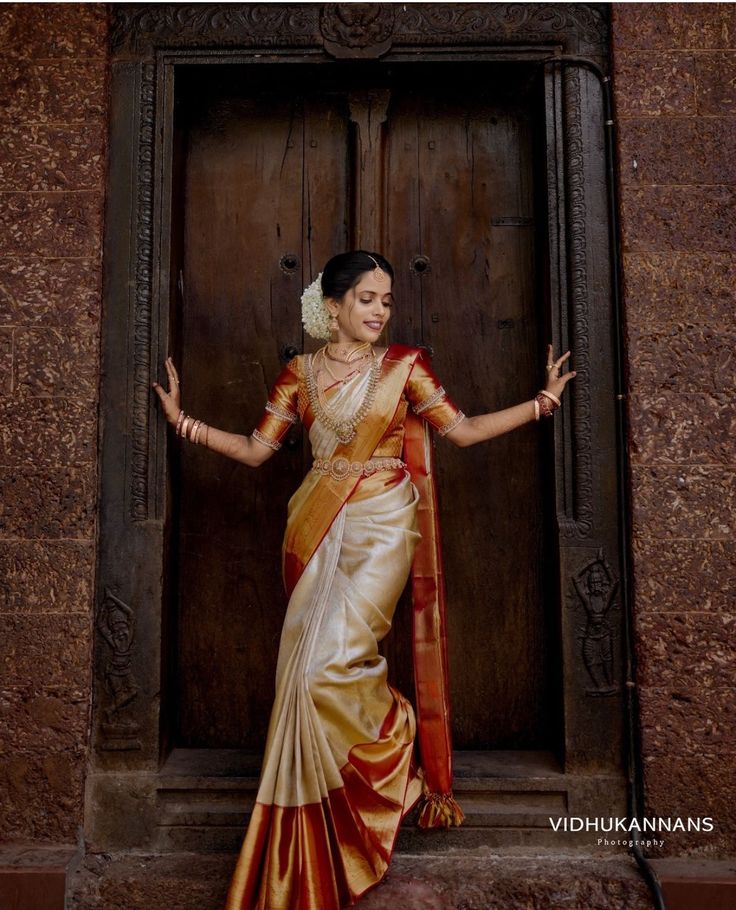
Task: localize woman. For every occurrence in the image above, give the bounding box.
[152,250,575,909]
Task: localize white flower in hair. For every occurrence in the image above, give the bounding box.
[301,272,332,341]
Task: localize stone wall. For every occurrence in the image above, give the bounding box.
[612,3,736,856]
[0,4,108,843]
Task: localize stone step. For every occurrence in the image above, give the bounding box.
[152,747,625,853]
[67,849,655,910]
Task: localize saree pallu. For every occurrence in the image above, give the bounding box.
[226,347,461,910]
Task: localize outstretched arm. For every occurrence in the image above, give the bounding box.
[152,356,279,467]
[444,344,577,448]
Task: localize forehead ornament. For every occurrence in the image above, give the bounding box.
[366,254,387,283]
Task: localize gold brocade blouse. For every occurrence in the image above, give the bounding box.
[252,348,465,497]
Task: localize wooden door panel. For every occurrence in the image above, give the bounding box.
[381,74,554,748]
[174,65,556,751]
[177,78,349,747]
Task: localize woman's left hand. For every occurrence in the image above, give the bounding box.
[544,344,576,399]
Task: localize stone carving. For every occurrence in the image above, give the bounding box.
[395,3,607,51]
[320,4,395,58]
[97,587,141,750]
[110,4,319,56]
[569,548,620,696]
[559,65,595,540]
[110,4,607,59]
[130,62,155,522]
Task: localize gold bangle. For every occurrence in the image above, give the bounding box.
[535,392,554,418]
[195,421,206,445]
[175,410,185,435]
[534,398,540,421]
[539,389,561,407]
[180,416,192,439]
[190,418,202,442]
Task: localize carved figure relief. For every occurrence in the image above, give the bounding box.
[569,548,620,696]
[320,3,395,57]
[97,587,141,750]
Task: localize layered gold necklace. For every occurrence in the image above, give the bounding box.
[306,343,383,444]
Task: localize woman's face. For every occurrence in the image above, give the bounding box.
[326,270,394,345]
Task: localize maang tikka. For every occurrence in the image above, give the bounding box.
[367,254,387,282]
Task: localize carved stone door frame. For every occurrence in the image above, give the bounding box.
[90,4,623,851]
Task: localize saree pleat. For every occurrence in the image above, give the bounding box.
[226,364,425,910]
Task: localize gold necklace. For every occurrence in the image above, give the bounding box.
[326,340,372,363]
[320,350,362,384]
[306,346,382,444]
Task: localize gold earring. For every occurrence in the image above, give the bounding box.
[329,314,339,331]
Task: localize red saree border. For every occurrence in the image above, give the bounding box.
[403,404,465,828]
[225,690,421,910]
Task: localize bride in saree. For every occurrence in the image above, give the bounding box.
[152,250,575,910]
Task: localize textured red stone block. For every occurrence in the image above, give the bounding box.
[612,4,736,50]
[0,685,89,754]
[626,325,736,393]
[621,252,736,327]
[617,117,736,186]
[639,686,736,759]
[0,397,97,467]
[619,185,736,252]
[0,121,106,191]
[612,51,696,117]
[0,3,107,60]
[0,614,91,688]
[0,328,12,395]
[695,52,736,115]
[631,537,736,614]
[0,257,101,327]
[0,749,85,842]
[14,326,99,399]
[627,391,735,465]
[0,192,103,258]
[0,540,95,613]
[635,612,736,690]
[642,750,736,856]
[0,58,106,125]
[630,465,735,540]
[0,465,96,538]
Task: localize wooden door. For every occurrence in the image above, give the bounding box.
[172,63,558,751]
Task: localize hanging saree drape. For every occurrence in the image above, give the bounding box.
[226,343,465,910]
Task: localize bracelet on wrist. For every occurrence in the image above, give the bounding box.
[534,391,559,419]
[539,389,561,407]
[175,411,209,445]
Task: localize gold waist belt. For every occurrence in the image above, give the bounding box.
[311,456,406,480]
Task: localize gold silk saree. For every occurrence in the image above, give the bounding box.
[225,343,465,910]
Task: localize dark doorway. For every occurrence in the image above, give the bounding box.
[169,61,560,753]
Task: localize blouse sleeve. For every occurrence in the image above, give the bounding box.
[405,348,466,437]
[251,358,300,451]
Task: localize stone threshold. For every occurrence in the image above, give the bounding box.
[65,848,656,909]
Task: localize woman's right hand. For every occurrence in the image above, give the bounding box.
[151,356,182,426]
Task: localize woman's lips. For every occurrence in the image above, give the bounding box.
[364,321,383,330]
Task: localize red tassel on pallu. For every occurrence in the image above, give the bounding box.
[403,407,464,829]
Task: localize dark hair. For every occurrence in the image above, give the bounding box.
[321,250,394,300]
